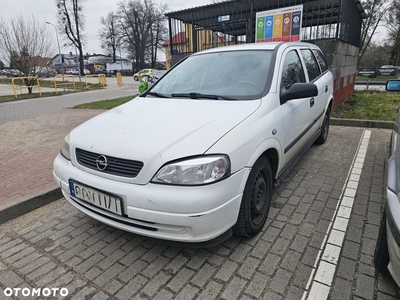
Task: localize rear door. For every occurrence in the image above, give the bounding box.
[299,48,330,122]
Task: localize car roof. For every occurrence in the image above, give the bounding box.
[192,41,320,56]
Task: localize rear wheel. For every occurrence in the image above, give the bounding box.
[374,209,390,273]
[315,109,330,145]
[234,156,273,237]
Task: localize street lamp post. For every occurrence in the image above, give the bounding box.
[46,22,63,73]
[46,21,65,90]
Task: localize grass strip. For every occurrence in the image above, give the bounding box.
[332,90,400,121]
[72,95,136,110]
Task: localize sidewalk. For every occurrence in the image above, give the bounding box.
[0,79,139,224]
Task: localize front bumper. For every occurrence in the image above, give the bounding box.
[53,154,250,243]
[386,188,400,286]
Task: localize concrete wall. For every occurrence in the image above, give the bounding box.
[314,40,359,108]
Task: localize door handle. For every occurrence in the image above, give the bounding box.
[310,97,315,107]
[325,85,328,93]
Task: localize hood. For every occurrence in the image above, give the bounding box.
[71,96,260,183]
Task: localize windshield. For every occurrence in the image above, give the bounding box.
[149,50,272,100]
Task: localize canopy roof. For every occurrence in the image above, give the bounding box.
[166,0,366,39]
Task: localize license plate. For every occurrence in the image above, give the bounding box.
[69,180,122,215]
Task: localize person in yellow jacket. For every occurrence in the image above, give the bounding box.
[139,76,149,94]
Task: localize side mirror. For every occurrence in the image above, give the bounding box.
[386,80,400,92]
[281,83,318,103]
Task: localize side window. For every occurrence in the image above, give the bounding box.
[300,49,321,82]
[281,50,306,90]
[313,50,329,73]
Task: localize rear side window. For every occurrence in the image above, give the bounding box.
[313,50,329,73]
[281,50,306,90]
[300,49,321,82]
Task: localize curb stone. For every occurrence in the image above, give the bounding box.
[0,188,62,225]
[331,118,394,129]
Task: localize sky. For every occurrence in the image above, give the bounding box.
[0,0,213,57]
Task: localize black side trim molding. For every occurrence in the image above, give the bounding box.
[284,109,325,154]
[275,127,321,187]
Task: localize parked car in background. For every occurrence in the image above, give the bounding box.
[94,69,109,76]
[5,69,24,77]
[39,68,57,78]
[133,68,154,81]
[53,42,333,246]
[375,79,400,287]
[82,69,90,75]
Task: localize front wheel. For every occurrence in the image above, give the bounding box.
[233,156,273,237]
[315,109,330,145]
[134,76,138,81]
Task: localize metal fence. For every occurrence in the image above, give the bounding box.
[165,0,366,67]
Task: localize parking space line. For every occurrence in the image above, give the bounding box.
[302,129,372,300]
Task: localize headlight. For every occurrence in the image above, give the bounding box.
[60,133,71,160]
[151,155,230,185]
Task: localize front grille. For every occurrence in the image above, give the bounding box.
[76,148,143,178]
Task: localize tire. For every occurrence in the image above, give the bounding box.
[233,156,273,237]
[315,109,330,145]
[374,209,390,273]
[134,76,138,81]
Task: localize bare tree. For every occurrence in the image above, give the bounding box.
[358,0,390,66]
[0,14,56,93]
[117,0,167,71]
[99,12,122,63]
[147,3,168,67]
[55,0,86,75]
[385,0,400,65]
[358,42,392,67]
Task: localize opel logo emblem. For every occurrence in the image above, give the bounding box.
[96,155,108,171]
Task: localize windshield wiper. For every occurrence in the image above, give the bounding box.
[170,92,236,100]
[146,92,170,98]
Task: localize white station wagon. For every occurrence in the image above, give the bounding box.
[53,42,333,246]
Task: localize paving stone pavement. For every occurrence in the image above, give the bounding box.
[0,109,104,212]
[0,125,399,299]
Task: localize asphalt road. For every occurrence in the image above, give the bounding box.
[0,77,139,125]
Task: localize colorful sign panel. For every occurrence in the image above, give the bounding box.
[256,5,303,43]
